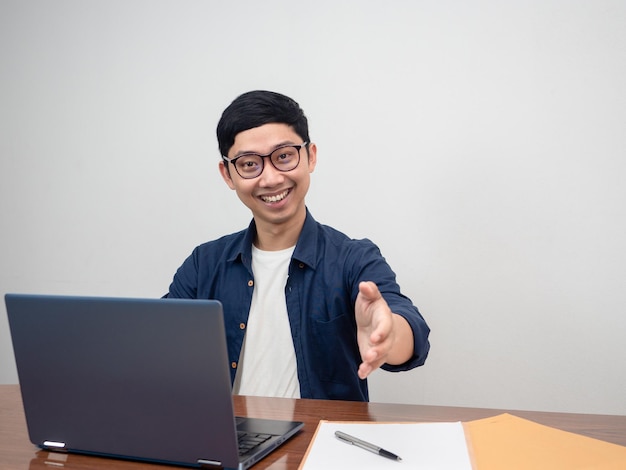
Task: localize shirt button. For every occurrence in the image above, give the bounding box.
[298,263,305,269]
[239,323,246,330]
[248,280,254,287]
[231,362,237,369]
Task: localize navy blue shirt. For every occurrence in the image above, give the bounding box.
[167,209,430,401]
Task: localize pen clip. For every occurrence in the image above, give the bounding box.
[334,431,354,444]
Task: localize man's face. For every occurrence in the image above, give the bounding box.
[219,122,317,229]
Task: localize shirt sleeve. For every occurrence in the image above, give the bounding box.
[347,238,431,372]
[167,248,200,299]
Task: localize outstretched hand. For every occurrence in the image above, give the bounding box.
[355,281,413,379]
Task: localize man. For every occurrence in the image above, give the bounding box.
[167,90,430,401]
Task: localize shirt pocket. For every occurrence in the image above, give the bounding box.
[310,313,360,384]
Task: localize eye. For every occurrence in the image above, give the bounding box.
[236,155,262,173]
[274,147,297,162]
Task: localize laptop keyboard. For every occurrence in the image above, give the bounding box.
[237,431,273,456]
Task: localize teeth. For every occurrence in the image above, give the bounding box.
[261,190,289,203]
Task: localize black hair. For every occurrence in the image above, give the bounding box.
[216,90,310,157]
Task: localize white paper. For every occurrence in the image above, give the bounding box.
[299,421,473,470]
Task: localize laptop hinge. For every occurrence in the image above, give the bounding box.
[43,441,68,452]
[197,458,223,468]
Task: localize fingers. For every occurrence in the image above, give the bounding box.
[356,282,391,378]
[356,282,397,379]
[358,357,375,379]
[358,340,389,379]
[369,325,387,346]
[358,363,371,380]
[358,350,385,379]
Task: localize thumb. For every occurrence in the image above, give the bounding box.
[359,281,381,302]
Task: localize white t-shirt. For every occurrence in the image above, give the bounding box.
[232,245,300,398]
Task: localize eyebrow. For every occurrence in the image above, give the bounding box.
[232,140,298,158]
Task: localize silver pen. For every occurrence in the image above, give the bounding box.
[335,430,402,461]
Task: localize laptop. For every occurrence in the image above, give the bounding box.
[5,293,304,469]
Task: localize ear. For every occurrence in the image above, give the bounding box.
[306,143,318,173]
[218,160,236,190]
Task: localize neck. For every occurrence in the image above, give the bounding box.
[254,207,306,251]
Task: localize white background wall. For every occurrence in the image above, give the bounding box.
[1,0,625,415]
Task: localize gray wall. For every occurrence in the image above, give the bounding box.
[1,0,625,415]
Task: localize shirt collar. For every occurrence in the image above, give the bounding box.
[230,208,319,271]
[292,208,319,269]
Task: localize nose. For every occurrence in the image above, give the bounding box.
[257,160,285,187]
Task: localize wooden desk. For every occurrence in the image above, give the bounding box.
[2,384,626,469]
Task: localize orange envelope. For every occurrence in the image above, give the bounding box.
[464,413,626,469]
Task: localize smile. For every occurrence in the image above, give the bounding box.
[260,189,290,203]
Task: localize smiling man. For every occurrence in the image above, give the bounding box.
[166,90,430,401]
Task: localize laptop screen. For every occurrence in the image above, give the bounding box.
[6,294,243,468]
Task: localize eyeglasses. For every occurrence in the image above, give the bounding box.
[223,142,308,179]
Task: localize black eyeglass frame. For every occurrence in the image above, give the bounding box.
[222,142,309,179]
